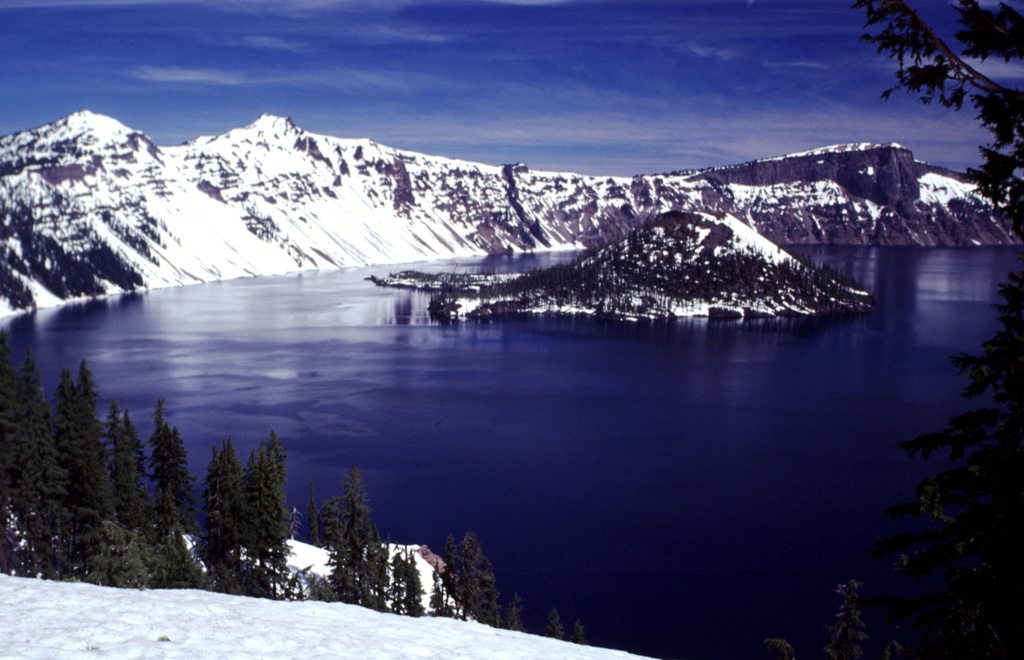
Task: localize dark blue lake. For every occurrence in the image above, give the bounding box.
[2,246,1019,660]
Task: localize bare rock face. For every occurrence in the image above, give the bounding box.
[0,113,1016,315]
[678,144,1014,246]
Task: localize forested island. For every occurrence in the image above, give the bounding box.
[370,211,874,323]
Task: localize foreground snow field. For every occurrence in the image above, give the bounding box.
[0,574,653,660]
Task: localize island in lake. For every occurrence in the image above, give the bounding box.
[369,211,875,322]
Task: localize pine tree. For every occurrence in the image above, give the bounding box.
[823,580,867,660]
[429,567,445,616]
[364,526,391,612]
[147,399,196,536]
[305,479,320,547]
[326,467,387,608]
[11,350,66,578]
[477,554,500,627]
[202,438,247,594]
[242,438,290,599]
[502,593,526,632]
[106,401,151,535]
[570,619,588,645]
[390,547,424,617]
[454,532,498,625]
[85,521,155,589]
[0,332,19,576]
[545,606,564,640]
[150,529,206,590]
[872,263,1024,659]
[403,550,425,617]
[763,638,796,660]
[437,533,460,618]
[52,361,113,577]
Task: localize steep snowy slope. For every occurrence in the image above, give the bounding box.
[0,111,1013,316]
[0,573,651,660]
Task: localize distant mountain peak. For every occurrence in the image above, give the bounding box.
[243,113,299,136]
[43,109,134,141]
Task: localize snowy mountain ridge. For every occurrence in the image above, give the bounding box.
[0,111,1014,316]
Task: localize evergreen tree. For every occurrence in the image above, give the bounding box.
[202,438,248,594]
[326,467,388,608]
[305,479,320,547]
[0,332,17,575]
[502,593,526,632]
[763,638,796,660]
[106,401,151,535]
[570,619,588,645]
[871,263,1024,659]
[477,555,500,627]
[85,521,155,589]
[823,580,867,660]
[265,430,287,487]
[545,606,564,640]
[389,547,425,617]
[454,532,498,625]
[429,567,445,617]
[150,530,206,590]
[147,399,196,536]
[52,361,113,577]
[11,350,66,578]
[403,550,425,617]
[364,526,391,612]
[437,533,460,618]
[242,438,290,599]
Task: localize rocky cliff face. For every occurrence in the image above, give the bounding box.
[0,112,1014,316]
[678,143,1012,246]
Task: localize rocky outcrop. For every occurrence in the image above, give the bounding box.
[675,143,1016,246]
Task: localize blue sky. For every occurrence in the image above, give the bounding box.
[0,0,1009,175]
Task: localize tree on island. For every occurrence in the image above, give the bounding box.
[854,3,1024,658]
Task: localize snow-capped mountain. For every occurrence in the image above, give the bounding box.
[0,111,1013,316]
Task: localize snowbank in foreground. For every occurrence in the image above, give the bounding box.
[0,575,652,660]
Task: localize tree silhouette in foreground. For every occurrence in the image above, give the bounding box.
[871,265,1024,659]
[854,0,1024,235]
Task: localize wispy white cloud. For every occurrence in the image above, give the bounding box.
[131,66,254,86]
[242,35,308,52]
[128,64,460,94]
[687,43,740,62]
[1,0,585,8]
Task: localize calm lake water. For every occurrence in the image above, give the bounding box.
[2,246,1019,660]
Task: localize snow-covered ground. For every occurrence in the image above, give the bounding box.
[0,573,651,660]
[2,538,654,659]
